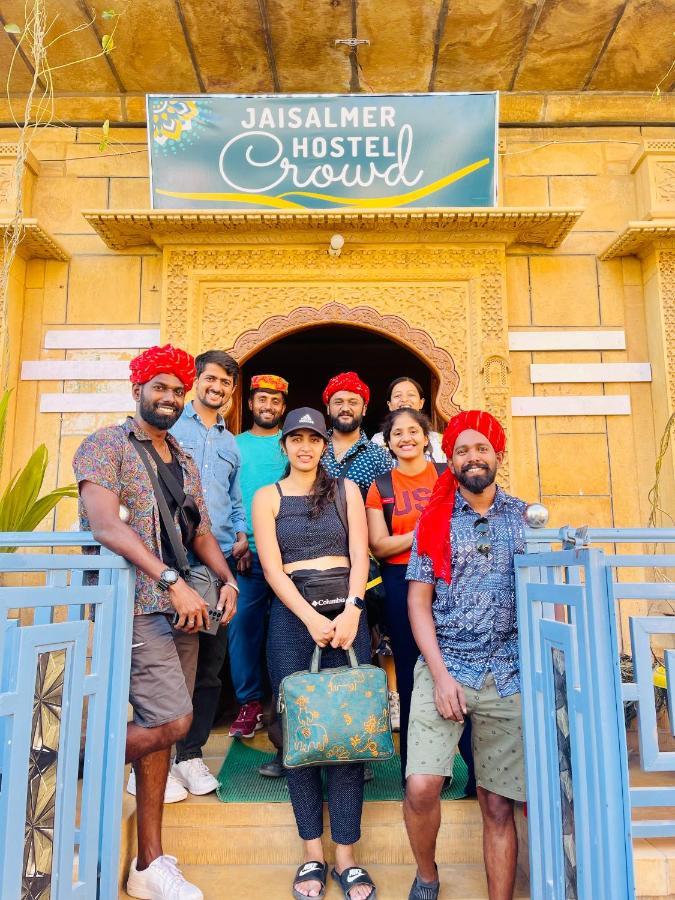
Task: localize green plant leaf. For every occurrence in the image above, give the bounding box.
[15,485,78,532]
[102,9,117,18]
[98,118,110,153]
[101,33,115,53]
[0,390,11,459]
[3,23,21,34]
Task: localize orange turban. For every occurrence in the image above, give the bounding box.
[416,410,506,582]
[322,371,370,406]
[129,344,196,390]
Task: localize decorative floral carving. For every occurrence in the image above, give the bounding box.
[655,162,675,204]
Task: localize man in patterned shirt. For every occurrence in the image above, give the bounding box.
[73,344,238,900]
[403,410,526,900]
[320,370,392,496]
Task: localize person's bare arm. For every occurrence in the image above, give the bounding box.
[80,479,208,632]
[331,479,368,649]
[408,579,467,721]
[366,506,414,559]
[252,485,334,647]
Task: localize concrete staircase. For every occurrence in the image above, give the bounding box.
[118,729,675,899]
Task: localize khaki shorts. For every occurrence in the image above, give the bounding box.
[129,613,199,728]
[406,661,526,802]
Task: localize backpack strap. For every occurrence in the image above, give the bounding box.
[433,462,448,476]
[374,470,396,535]
[333,478,351,562]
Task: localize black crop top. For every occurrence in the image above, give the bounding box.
[274,483,349,565]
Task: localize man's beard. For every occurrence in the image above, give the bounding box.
[455,462,497,494]
[139,393,182,430]
[331,412,363,434]
[252,410,283,430]
[198,391,225,410]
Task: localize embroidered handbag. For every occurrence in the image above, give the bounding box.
[278,644,394,769]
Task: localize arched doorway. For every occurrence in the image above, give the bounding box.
[235,324,442,436]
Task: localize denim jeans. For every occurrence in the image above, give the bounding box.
[227,551,274,705]
[174,555,235,762]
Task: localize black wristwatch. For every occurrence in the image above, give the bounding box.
[158,568,180,591]
[345,596,365,610]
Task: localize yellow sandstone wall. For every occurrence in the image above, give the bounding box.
[1,117,673,536]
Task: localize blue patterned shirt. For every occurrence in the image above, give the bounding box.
[321,431,393,496]
[406,486,527,697]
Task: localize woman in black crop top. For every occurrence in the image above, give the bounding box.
[253,407,375,900]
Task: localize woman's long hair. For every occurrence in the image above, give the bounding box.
[281,435,336,518]
[381,408,431,458]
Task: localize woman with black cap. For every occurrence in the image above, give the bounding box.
[252,407,376,900]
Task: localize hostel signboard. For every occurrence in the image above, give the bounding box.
[147,93,498,210]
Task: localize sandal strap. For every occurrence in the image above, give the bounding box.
[410,876,440,900]
[294,861,327,886]
[333,866,376,894]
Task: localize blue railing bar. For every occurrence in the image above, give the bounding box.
[525,582,582,606]
[631,786,675,807]
[605,555,675,566]
[613,584,675,600]
[632,820,675,838]
[516,550,589,567]
[0,555,130,571]
[0,531,99,547]
[621,683,639,701]
[524,528,675,543]
[0,586,113,603]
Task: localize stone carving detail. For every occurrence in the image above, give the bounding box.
[659,251,675,416]
[163,242,511,484]
[228,301,462,420]
[655,162,675,204]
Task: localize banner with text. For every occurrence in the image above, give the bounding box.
[147,93,498,210]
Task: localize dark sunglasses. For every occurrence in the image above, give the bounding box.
[474,517,491,557]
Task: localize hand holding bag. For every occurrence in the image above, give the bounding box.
[129,434,224,635]
[278,643,394,768]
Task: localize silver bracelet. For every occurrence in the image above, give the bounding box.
[224,581,240,593]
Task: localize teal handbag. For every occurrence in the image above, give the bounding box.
[278,644,395,769]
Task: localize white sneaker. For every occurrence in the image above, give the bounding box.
[389,690,401,732]
[126,855,203,899]
[171,757,218,796]
[126,769,188,803]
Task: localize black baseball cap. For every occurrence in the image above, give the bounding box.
[281,407,329,439]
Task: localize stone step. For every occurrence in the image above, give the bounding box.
[118,862,532,899]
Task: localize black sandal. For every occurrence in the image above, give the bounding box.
[292,860,328,900]
[331,866,377,899]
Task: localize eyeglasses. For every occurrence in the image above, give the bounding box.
[474,517,491,557]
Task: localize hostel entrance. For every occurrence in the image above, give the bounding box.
[238,324,440,435]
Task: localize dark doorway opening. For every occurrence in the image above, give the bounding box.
[237,325,438,436]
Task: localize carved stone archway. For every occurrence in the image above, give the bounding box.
[229,302,461,421]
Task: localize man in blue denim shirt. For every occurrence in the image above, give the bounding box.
[168,350,247,796]
[403,411,527,900]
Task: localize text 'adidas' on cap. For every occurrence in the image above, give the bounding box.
[281,407,329,440]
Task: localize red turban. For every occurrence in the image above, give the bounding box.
[129,344,196,390]
[322,371,370,406]
[416,410,506,582]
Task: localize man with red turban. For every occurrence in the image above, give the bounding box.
[73,343,238,900]
[402,410,527,900]
[320,370,392,497]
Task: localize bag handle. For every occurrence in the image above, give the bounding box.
[129,434,191,575]
[310,642,359,673]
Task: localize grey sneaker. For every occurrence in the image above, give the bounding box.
[408,865,439,900]
[259,750,286,778]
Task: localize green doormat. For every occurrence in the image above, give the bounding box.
[216,740,468,803]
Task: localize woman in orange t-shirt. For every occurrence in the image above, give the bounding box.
[365,408,441,781]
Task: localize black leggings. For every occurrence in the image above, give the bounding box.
[267,597,371,845]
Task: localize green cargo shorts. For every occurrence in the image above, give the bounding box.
[406,661,526,802]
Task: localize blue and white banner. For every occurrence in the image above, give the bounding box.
[147,93,498,210]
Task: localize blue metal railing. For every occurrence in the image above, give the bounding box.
[0,532,134,900]
[518,526,675,900]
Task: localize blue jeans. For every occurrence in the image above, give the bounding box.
[227,551,273,705]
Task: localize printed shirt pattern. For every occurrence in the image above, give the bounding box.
[72,417,212,616]
[406,486,527,697]
[170,401,246,556]
[322,431,393,495]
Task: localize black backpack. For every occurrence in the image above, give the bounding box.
[374,463,447,534]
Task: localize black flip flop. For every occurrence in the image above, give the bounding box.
[331,866,377,899]
[292,860,328,900]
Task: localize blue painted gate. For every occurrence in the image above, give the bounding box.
[517,528,675,900]
[0,533,134,900]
